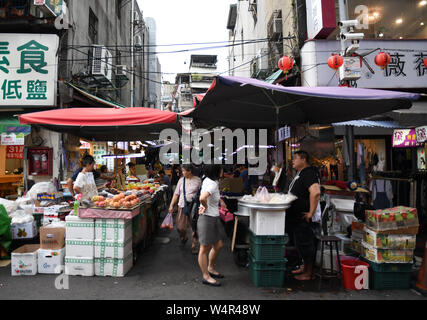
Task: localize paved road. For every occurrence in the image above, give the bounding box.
[0,211,426,300]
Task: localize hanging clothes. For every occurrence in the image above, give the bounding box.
[370,179,393,209]
[342,136,350,166]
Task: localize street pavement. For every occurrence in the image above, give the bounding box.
[0,210,426,300]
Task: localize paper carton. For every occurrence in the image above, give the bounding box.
[65,239,94,257]
[40,225,65,250]
[363,227,416,250]
[95,252,133,277]
[66,215,95,240]
[361,241,414,264]
[94,238,132,259]
[38,248,65,274]
[65,256,94,276]
[11,221,37,240]
[95,218,132,241]
[11,244,39,276]
[365,206,419,231]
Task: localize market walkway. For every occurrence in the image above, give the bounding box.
[0,210,426,300]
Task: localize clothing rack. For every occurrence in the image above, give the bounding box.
[370,176,416,208]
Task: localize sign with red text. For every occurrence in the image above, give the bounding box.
[6,145,24,159]
[392,129,423,148]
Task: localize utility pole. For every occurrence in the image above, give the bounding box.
[130,0,135,107]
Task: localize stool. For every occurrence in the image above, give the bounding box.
[314,235,342,290]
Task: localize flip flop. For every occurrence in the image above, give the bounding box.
[209,272,225,279]
[202,279,221,287]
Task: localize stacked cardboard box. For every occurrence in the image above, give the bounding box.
[94,219,133,277]
[351,222,365,254]
[39,223,66,274]
[65,215,95,276]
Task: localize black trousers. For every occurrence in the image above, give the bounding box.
[293,220,320,265]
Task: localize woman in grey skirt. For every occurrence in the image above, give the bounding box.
[198,164,228,287]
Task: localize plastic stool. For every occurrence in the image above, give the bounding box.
[314,235,342,290]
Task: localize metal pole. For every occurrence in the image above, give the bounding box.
[130,0,135,107]
[346,125,355,181]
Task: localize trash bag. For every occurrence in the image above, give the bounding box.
[0,204,12,258]
[0,198,18,215]
[160,212,174,230]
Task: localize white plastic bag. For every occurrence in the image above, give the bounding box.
[10,210,34,224]
[255,186,271,203]
[0,198,18,215]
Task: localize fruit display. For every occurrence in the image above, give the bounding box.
[361,241,414,264]
[125,180,164,195]
[363,227,416,250]
[90,190,144,210]
[365,206,419,231]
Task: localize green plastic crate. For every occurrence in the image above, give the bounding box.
[249,230,288,260]
[248,254,287,287]
[360,257,413,290]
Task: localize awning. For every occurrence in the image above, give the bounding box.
[385,101,427,127]
[19,107,181,141]
[185,76,419,128]
[65,82,127,109]
[332,120,402,128]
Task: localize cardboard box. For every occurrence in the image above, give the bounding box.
[95,219,132,241]
[95,252,133,277]
[38,248,65,274]
[219,177,243,193]
[65,256,94,276]
[11,221,37,240]
[43,210,68,226]
[361,241,414,264]
[363,227,416,250]
[352,221,365,232]
[351,229,364,241]
[94,238,132,259]
[65,239,94,257]
[351,239,362,253]
[11,244,39,276]
[40,225,65,250]
[365,206,419,231]
[66,215,95,240]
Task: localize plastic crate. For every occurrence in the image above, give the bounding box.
[361,258,413,290]
[248,254,287,287]
[249,230,288,260]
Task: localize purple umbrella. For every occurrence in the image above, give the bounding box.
[185,76,419,128]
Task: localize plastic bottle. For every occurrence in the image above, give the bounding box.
[73,200,79,216]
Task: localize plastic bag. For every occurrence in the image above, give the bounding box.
[269,193,298,204]
[160,212,174,230]
[0,204,12,257]
[10,210,34,225]
[255,186,271,203]
[0,198,18,215]
[27,182,57,201]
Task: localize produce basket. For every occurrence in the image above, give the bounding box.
[249,230,288,261]
[248,253,287,287]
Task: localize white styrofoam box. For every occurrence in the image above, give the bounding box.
[95,218,132,241]
[66,215,95,240]
[94,238,132,259]
[249,209,286,236]
[65,239,94,257]
[95,252,133,277]
[11,244,39,276]
[65,256,94,276]
[11,221,37,239]
[38,248,65,274]
[330,198,355,213]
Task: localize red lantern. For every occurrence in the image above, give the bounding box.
[374,52,391,69]
[328,54,344,70]
[424,57,427,69]
[278,56,294,74]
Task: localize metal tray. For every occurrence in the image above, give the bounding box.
[238,199,290,211]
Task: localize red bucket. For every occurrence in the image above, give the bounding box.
[341,259,370,290]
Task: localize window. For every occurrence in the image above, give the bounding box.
[89,8,98,43]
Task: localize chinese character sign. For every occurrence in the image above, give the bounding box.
[92,142,107,165]
[393,129,423,148]
[416,126,427,144]
[0,34,58,107]
[6,145,24,159]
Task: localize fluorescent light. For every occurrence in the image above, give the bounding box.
[395,18,403,24]
[420,1,427,6]
[399,36,403,39]
[102,152,145,159]
[379,33,384,37]
[421,22,425,26]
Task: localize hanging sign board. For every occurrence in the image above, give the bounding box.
[416,126,427,144]
[306,0,337,39]
[33,0,63,17]
[392,129,423,148]
[6,145,24,159]
[277,126,291,142]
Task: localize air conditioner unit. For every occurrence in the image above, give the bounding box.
[257,48,269,71]
[115,65,129,81]
[90,45,113,83]
[269,17,282,41]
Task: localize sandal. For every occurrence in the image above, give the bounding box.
[202,279,221,287]
[209,272,224,279]
[291,266,305,275]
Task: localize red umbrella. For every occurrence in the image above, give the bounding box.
[19,107,181,141]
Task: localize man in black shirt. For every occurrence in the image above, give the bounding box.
[287,150,321,281]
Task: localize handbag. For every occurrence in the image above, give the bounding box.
[219,206,234,223]
[183,178,193,217]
